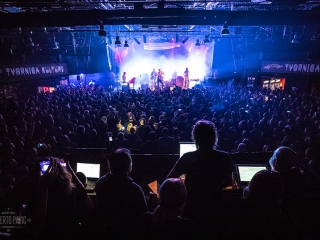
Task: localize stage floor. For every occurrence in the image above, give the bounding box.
[117,79,203,91]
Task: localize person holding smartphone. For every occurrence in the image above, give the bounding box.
[27,159,90,240]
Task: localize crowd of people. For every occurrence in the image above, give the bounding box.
[0,82,320,239]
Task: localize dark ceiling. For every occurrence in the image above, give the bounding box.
[1,1,320,28]
[0,1,320,74]
[1,1,320,54]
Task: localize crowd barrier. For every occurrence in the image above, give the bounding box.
[65,148,320,198]
[66,148,273,166]
[65,148,273,188]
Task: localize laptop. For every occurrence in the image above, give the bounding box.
[235,164,267,188]
[179,142,197,158]
[76,163,101,192]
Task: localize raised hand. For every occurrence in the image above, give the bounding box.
[40,159,58,188]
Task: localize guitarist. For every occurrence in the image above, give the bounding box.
[157,69,164,89]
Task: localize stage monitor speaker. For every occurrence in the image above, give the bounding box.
[122,84,129,91]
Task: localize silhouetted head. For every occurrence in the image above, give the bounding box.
[269,146,297,173]
[153,178,187,225]
[246,170,282,207]
[76,172,87,187]
[192,120,218,150]
[159,178,187,213]
[108,148,132,176]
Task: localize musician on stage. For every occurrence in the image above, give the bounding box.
[122,72,127,83]
[150,68,157,88]
[108,71,117,90]
[183,67,189,89]
[157,69,164,89]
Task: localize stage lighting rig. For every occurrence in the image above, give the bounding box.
[195,39,201,47]
[98,21,106,37]
[221,21,230,35]
[115,36,121,45]
[203,35,210,43]
[124,40,129,47]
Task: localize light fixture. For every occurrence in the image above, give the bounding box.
[143,35,147,43]
[203,35,210,43]
[115,36,121,45]
[133,38,140,45]
[291,33,299,43]
[124,40,129,47]
[221,21,230,35]
[195,39,201,47]
[182,37,189,44]
[175,34,179,42]
[98,21,106,36]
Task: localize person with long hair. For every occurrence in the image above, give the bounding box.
[27,158,89,240]
[167,120,234,222]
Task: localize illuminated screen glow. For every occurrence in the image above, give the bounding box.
[179,143,197,158]
[76,163,100,179]
[238,166,267,182]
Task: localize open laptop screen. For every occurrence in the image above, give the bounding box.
[236,164,267,186]
[76,163,100,179]
[179,142,197,158]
